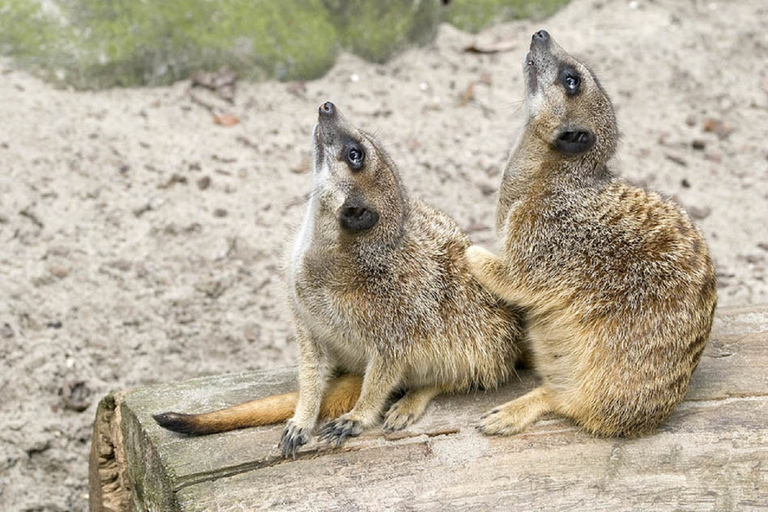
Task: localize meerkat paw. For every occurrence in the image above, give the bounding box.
[318,414,365,447]
[465,246,511,296]
[382,387,439,432]
[382,402,416,432]
[479,387,555,436]
[479,406,528,436]
[278,420,313,459]
[465,245,497,271]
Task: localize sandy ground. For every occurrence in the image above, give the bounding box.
[1,0,767,509]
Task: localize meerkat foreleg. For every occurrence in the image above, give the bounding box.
[479,385,557,436]
[382,386,442,432]
[466,245,536,307]
[279,329,329,458]
[319,355,403,446]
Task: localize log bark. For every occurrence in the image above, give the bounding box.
[89,305,768,511]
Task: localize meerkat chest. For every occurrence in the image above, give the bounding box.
[289,245,375,356]
[292,277,376,374]
[288,194,319,287]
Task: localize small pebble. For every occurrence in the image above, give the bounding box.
[49,266,70,279]
[244,325,261,343]
[688,205,712,220]
[479,183,496,196]
[0,323,14,338]
[197,176,212,190]
[62,380,92,412]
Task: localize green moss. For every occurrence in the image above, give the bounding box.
[63,0,339,88]
[444,0,571,34]
[0,0,569,89]
[1,0,339,88]
[0,0,71,71]
[323,0,441,64]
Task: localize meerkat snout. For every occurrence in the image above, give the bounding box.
[532,29,550,44]
[320,100,335,116]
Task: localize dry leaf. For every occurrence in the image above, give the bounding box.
[213,114,240,127]
[459,82,475,107]
[702,118,733,139]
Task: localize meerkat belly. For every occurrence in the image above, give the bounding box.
[293,279,376,375]
[525,310,583,392]
[325,334,372,374]
[402,336,511,391]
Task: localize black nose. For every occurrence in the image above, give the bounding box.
[319,101,336,117]
[533,30,550,42]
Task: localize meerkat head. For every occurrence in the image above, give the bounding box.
[312,101,408,246]
[523,30,618,167]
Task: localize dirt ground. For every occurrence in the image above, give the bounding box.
[1,0,767,509]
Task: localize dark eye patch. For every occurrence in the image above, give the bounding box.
[555,129,594,154]
[339,195,379,232]
[559,66,581,96]
[345,143,365,171]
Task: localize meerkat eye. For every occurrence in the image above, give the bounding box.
[345,145,365,171]
[560,66,581,96]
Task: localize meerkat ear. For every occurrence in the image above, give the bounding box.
[339,197,379,232]
[555,128,595,154]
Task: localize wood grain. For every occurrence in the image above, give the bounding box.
[89,305,768,511]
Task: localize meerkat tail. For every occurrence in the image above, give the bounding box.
[153,374,363,435]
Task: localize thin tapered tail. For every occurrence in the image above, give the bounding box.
[153,374,363,435]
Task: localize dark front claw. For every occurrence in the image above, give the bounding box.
[318,416,363,447]
[278,421,311,459]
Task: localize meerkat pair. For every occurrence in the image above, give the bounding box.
[156,30,716,453]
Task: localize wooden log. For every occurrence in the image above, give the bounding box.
[89,305,768,511]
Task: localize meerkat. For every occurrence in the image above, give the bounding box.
[155,102,527,457]
[465,30,717,437]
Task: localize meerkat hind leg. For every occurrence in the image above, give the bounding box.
[382,386,442,432]
[480,386,557,436]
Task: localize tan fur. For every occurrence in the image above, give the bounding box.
[156,103,527,457]
[152,375,362,435]
[467,31,717,437]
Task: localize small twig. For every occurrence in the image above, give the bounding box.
[187,89,220,115]
[19,207,44,229]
